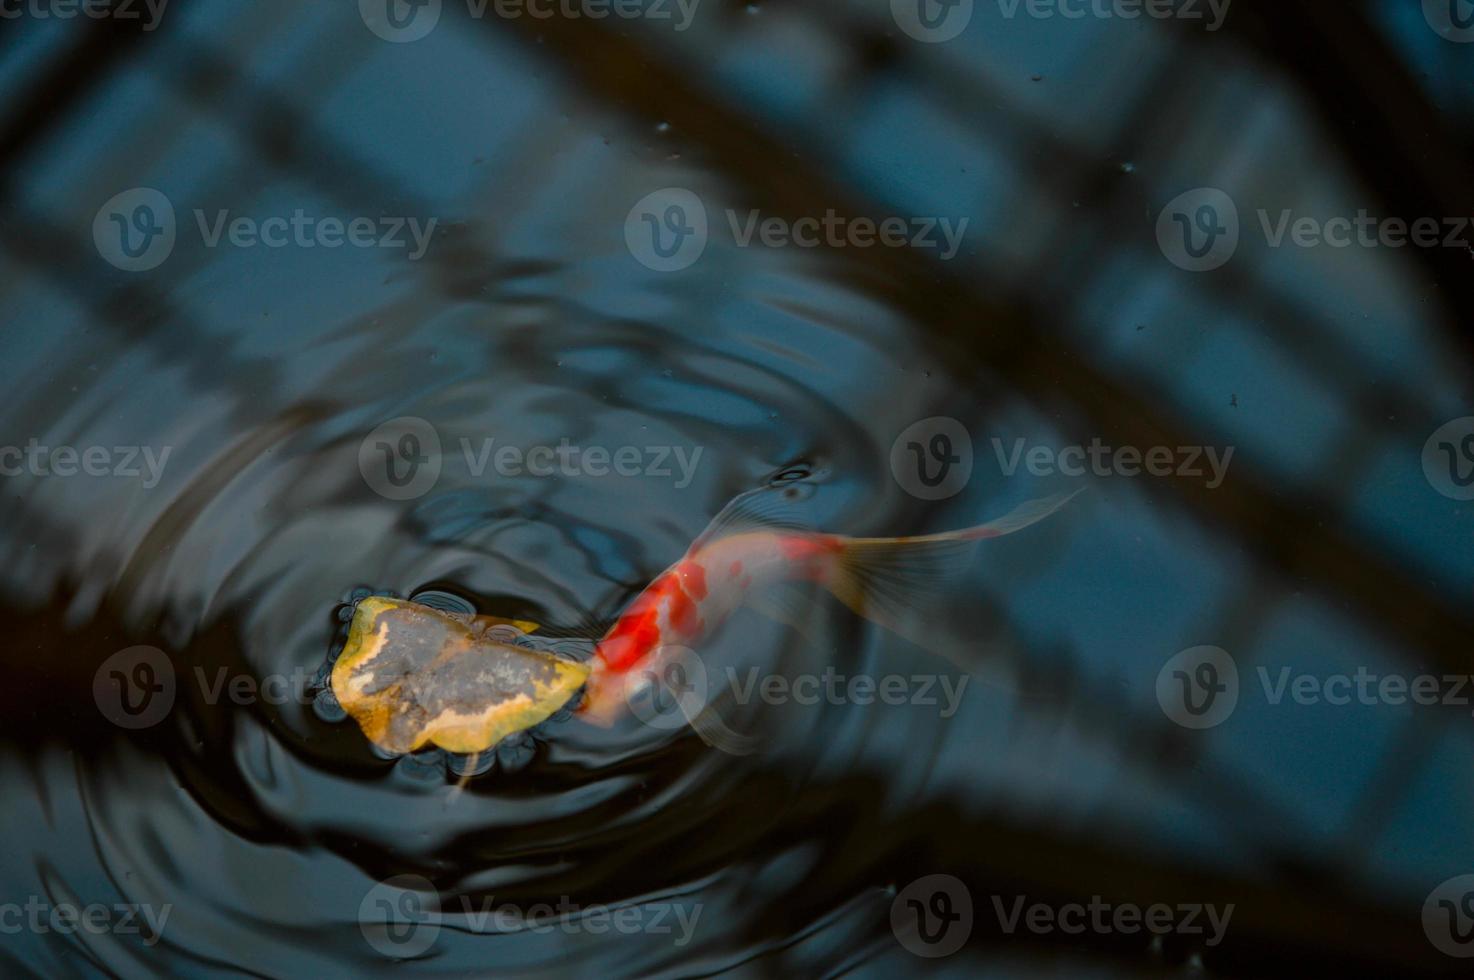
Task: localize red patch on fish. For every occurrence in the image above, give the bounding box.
[597,604,662,671]
[778,534,841,561]
[597,567,707,672]
[658,571,703,637]
[777,533,842,580]
[728,560,743,580]
[676,559,708,600]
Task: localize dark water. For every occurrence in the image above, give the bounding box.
[4,1,1474,977]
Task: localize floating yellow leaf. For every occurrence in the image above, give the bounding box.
[330,596,588,755]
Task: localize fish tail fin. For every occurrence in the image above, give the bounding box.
[822,491,1080,658]
[945,489,1083,542]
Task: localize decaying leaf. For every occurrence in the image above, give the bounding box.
[330,596,589,755]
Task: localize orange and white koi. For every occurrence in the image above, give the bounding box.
[578,489,1078,724]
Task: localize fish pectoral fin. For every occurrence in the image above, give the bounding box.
[685,701,758,756]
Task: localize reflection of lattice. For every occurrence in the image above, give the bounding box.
[0,4,1470,976]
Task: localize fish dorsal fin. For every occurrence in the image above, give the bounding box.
[689,485,816,552]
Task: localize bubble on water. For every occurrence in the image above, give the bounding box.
[496,734,537,773]
[768,463,812,485]
[447,751,495,778]
[369,742,402,761]
[408,588,477,617]
[399,750,445,781]
[483,623,535,647]
[313,688,347,723]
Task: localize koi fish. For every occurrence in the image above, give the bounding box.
[578,489,1079,726]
